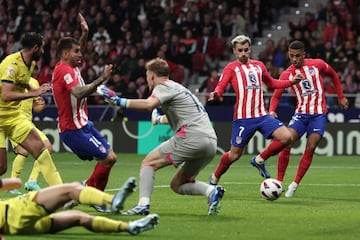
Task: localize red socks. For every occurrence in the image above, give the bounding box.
[277,148,291,181]
[260,140,287,161]
[294,150,314,183]
[86,162,113,191]
[214,152,234,179]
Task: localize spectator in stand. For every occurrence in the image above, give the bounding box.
[317,1,339,24]
[342,73,357,107]
[92,56,106,77]
[323,40,337,64]
[307,37,325,59]
[168,34,180,60]
[5,34,21,55]
[230,7,247,37]
[258,39,275,63]
[274,37,289,69]
[312,20,326,41]
[179,11,200,38]
[174,43,192,86]
[129,58,147,83]
[6,19,18,35]
[197,68,220,105]
[220,13,234,39]
[323,15,345,47]
[82,40,98,63]
[180,29,197,55]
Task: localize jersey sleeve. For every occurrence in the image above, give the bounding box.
[260,63,293,89]
[214,65,232,97]
[58,66,81,90]
[269,71,290,112]
[318,59,345,99]
[152,84,171,104]
[0,60,19,84]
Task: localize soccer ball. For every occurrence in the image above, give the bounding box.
[260,178,283,201]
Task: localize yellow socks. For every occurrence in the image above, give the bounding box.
[11,154,26,178]
[91,216,128,232]
[36,149,63,185]
[79,186,113,208]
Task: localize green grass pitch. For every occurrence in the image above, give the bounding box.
[1,153,359,240]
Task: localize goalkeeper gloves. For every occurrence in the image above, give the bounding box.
[151,108,162,125]
[97,85,128,107]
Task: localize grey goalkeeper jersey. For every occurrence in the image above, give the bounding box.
[152,80,217,139]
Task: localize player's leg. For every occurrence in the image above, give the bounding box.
[8,143,27,194]
[171,136,217,195]
[209,119,250,185]
[250,116,292,178]
[35,181,134,213]
[277,128,298,182]
[171,137,224,215]
[26,131,53,190]
[11,143,28,178]
[12,121,62,186]
[123,146,170,215]
[87,148,116,191]
[209,145,244,185]
[285,115,325,197]
[254,116,292,163]
[46,210,159,235]
[0,129,8,175]
[60,122,116,191]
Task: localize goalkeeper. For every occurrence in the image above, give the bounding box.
[97,57,225,216]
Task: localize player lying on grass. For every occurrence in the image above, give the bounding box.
[0,177,159,235]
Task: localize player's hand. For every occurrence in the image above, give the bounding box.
[292,73,305,84]
[37,83,51,95]
[269,111,278,118]
[339,97,349,110]
[96,84,127,106]
[151,108,162,125]
[208,92,218,101]
[78,13,89,33]
[33,96,46,113]
[101,64,113,82]
[97,85,117,99]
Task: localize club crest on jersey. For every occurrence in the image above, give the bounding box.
[236,136,242,144]
[6,66,14,77]
[99,146,106,153]
[308,67,315,76]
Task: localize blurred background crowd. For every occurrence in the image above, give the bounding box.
[0,0,359,108]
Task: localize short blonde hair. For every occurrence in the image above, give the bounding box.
[231,35,251,47]
[145,57,170,77]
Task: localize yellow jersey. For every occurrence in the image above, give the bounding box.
[21,77,40,121]
[0,51,35,118]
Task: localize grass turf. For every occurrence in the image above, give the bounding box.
[1,153,359,240]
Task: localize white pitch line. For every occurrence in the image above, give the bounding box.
[104,182,360,192]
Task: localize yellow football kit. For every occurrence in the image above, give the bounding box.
[0,192,52,234]
[0,52,36,148]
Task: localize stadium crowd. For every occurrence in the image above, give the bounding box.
[0,0,359,107]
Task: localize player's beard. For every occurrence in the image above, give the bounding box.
[32,51,42,61]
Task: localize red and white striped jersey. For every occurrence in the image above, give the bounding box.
[214,59,293,120]
[270,59,344,114]
[52,61,88,132]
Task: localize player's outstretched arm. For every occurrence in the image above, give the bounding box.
[71,64,113,99]
[0,177,22,191]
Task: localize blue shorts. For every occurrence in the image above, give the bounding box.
[288,114,327,138]
[60,121,110,160]
[231,115,284,147]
